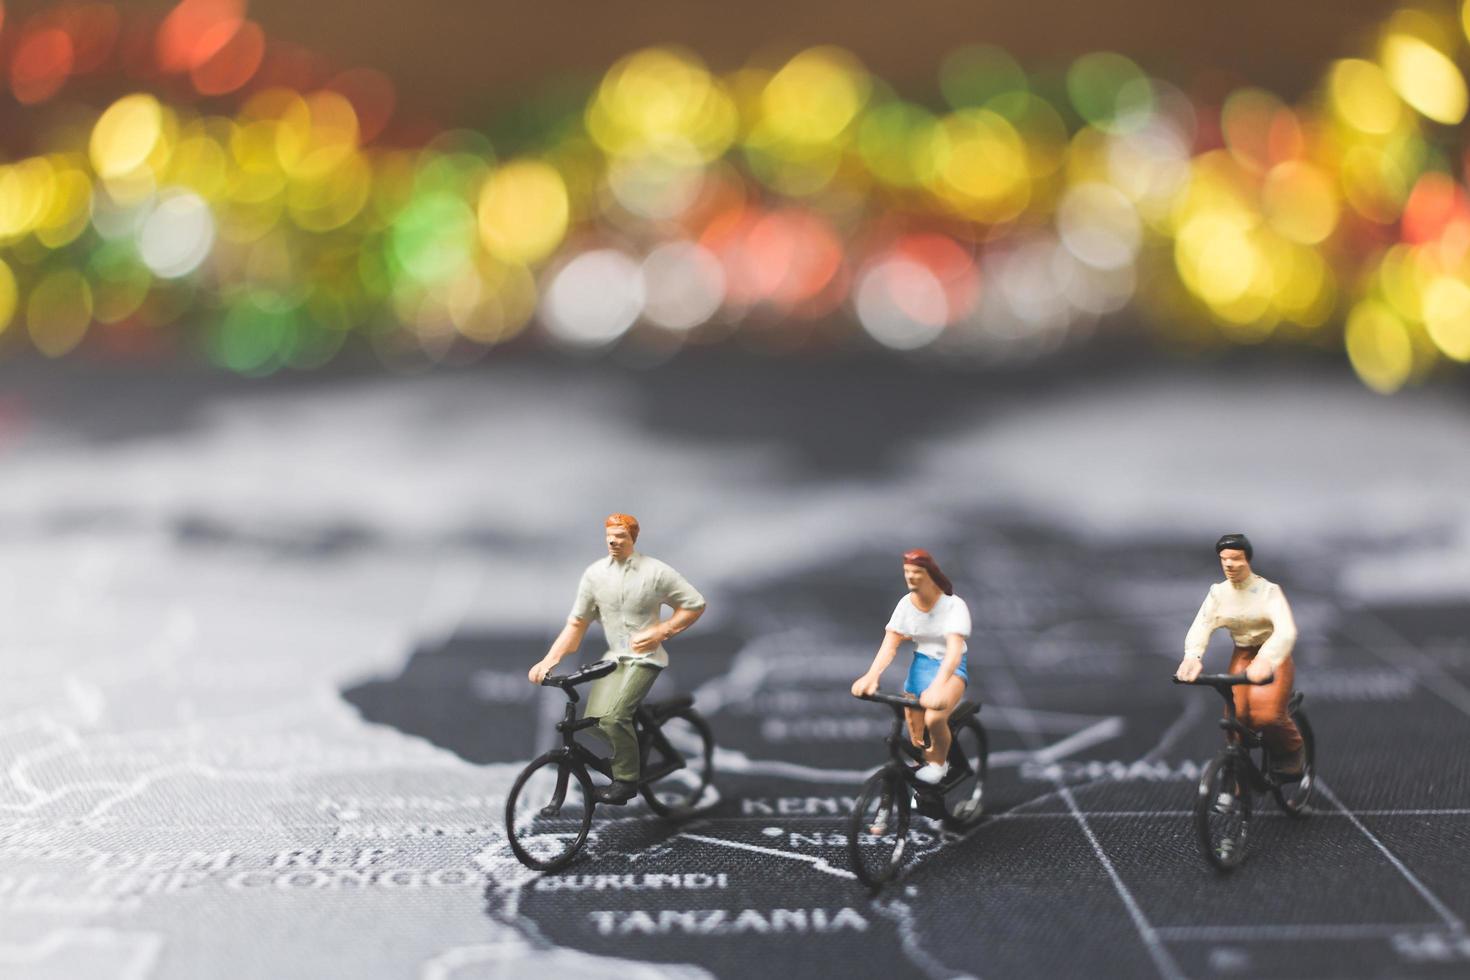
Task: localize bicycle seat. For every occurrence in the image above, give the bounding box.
[643,694,694,723]
[949,700,980,725]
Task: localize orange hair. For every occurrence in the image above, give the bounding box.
[605,513,640,542]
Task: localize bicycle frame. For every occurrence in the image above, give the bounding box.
[538,674,690,813]
[1178,674,1286,795]
[858,692,975,801]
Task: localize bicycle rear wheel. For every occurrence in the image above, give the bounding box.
[641,708,717,819]
[848,769,911,889]
[505,753,594,871]
[1195,753,1252,871]
[1272,709,1316,817]
[943,717,988,829]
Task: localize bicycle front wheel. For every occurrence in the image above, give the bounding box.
[641,708,717,819]
[1272,709,1316,817]
[848,769,911,889]
[1195,753,1252,871]
[505,753,594,871]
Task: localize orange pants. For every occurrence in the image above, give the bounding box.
[1227,646,1303,756]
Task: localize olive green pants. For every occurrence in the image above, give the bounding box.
[584,658,661,783]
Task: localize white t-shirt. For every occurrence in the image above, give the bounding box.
[885,593,971,659]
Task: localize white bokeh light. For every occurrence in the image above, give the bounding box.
[855,257,948,350]
[1057,182,1142,271]
[137,190,215,278]
[641,241,725,330]
[542,249,645,347]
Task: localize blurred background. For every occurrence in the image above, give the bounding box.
[0,0,1466,387]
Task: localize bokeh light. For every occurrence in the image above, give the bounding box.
[0,0,1465,390]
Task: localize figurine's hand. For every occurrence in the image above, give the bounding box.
[1175,658,1203,683]
[1245,658,1275,684]
[851,674,879,697]
[919,687,948,711]
[528,658,557,684]
[630,626,666,654]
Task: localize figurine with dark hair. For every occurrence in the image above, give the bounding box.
[1175,533,1305,778]
[528,514,706,804]
[851,549,971,785]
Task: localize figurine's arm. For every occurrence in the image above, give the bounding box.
[631,567,707,653]
[852,630,904,696]
[1176,590,1218,681]
[1255,586,1297,670]
[632,603,705,653]
[530,616,591,683]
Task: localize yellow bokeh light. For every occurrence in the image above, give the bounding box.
[588,48,736,159]
[1339,145,1409,223]
[1345,300,1414,393]
[169,134,231,199]
[285,90,361,179]
[1380,34,1468,125]
[1328,59,1402,135]
[930,109,1030,222]
[0,259,17,335]
[759,47,871,147]
[1175,211,1260,306]
[26,268,93,358]
[288,152,372,232]
[90,94,164,180]
[0,157,56,239]
[1423,276,1470,360]
[1376,244,1424,322]
[477,160,570,265]
[1261,161,1339,244]
[35,166,93,248]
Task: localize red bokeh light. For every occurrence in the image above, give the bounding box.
[156,0,244,73]
[190,18,264,95]
[11,27,75,104]
[1402,173,1470,245]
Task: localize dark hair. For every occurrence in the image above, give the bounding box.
[1215,533,1253,561]
[902,548,954,596]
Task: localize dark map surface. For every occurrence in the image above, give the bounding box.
[3,352,1469,979]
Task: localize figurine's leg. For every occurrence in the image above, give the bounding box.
[921,675,967,766]
[1227,647,1255,734]
[1248,657,1304,776]
[589,661,661,783]
[904,707,927,748]
[902,657,931,747]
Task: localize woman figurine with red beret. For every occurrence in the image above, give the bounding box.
[852,549,972,785]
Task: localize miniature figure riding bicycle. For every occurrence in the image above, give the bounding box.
[1174,672,1316,871]
[847,690,988,888]
[505,660,717,871]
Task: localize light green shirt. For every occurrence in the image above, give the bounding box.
[570,552,706,668]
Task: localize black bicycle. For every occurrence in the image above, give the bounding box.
[1174,673,1316,871]
[847,691,989,888]
[505,660,717,871]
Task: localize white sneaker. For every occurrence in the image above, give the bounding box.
[1214,792,1236,814]
[915,763,949,785]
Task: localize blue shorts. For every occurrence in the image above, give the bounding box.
[903,653,968,697]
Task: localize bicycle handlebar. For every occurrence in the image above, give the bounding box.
[856,691,922,709]
[542,659,618,690]
[1173,672,1271,687]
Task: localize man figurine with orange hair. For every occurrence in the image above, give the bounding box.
[529,514,706,804]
